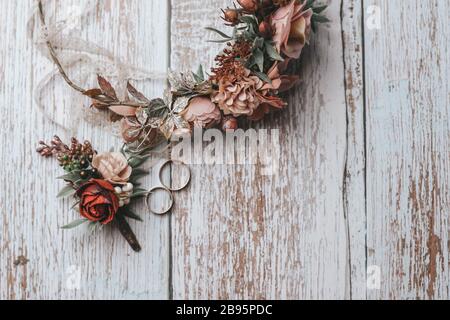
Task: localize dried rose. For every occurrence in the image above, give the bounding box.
[271,0,313,59]
[237,0,258,12]
[249,61,298,121]
[76,179,120,225]
[212,69,262,117]
[181,96,222,129]
[92,152,132,185]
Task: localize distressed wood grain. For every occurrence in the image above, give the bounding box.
[364,0,450,299]
[170,0,350,300]
[341,0,367,299]
[1,0,449,300]
[0,0,170,299]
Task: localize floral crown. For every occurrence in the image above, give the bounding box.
[37,0,328,251]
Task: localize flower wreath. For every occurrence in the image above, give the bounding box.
[37,0,328,251]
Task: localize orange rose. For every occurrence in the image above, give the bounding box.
[76,179,119,225]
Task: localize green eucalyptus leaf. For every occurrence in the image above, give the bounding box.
[57,185,76,198]
[130,188,148,199]
[205,27,231,39]
[313,14,330,23]
[121,208,143,222]
[254,37,265,49]
[130,168,148,178]
[253,48,265,72]
[313,5,328,14]
[207,39,232,44]
[239,15,257,26]
[265,42,284,61]
[194,65,205,82]
[57,173,80,183]
[61,219,88,230]
[128,156,147,169]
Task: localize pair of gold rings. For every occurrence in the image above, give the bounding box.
[145,160,191,215]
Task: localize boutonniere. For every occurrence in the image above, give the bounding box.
[37,136,151,252]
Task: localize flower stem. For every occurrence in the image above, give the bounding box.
[115,215,142,252]
[37,0,86,95]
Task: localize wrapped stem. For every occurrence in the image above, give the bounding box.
[115,214,142,252]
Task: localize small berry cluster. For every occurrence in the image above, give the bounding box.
[57,138,96,172]
[37,136,98,177]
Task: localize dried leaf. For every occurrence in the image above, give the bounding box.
[172,114,189,129]
[159,118,175,140]
[84,88,103,98]
[109,105,138,117]
[127,82,150,104]
[110,112,123,122]
[172,96,191,113]
[97,75,118,100]
[91,101,109,109]
[135,107,148,124]
[57,185,76,198]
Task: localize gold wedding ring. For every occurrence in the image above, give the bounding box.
[158,159,191,192]
[145,187,174,215]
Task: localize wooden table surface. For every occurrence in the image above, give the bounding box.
[0,0,448,300]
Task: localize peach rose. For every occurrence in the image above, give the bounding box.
[271,0,313,59]
[92,152,132,185]
[182,96,222,128]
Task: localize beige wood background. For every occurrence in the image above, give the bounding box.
[0,0,448,300]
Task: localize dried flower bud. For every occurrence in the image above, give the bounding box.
[222,9,239,26]
[258,21,272,38]
[237,0,258,13]
[221,116,239,131]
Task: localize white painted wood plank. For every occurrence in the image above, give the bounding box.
[170,0,350,299]
[0,0,170,299]
[341,0,367,299]
[364,0,450,299]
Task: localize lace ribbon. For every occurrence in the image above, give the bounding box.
[28,0,167,133]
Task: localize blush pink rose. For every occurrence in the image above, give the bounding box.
[182,96,222,128]
[92,152,132,185]
[271,0,313,59]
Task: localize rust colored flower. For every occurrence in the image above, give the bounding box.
[181,96,222,129]
[76,179,120,225]
[249,61,298,121]
[271,0,313,59]
[92,152,132,185]
[210,40,252,83]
